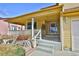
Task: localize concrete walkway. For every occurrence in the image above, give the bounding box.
[31,49,52,56]
[53,50,79,56]
[30,48,79,56]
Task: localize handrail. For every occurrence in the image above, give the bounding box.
[33,29,41,39]
[32,29,42,40]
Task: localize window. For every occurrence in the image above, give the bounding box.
[50,23,58,33]
[12,26,17,31]
[27,22,37,29]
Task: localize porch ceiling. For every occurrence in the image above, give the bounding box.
[4,5,62,25]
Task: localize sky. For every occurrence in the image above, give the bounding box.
[0,3,56,18]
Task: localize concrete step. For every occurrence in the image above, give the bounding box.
[46,35,60,37]
[38,44,61,51]
[37,39,61,45]
[45,33,60,42]
[37,41,53,46]
[31,50,51,56]
[38,42,53,48]
[45,37,60,42]
[37,45,52,53]
[37,39,61,53]
[38,40,61,50]
[37,40,61,46]
[37,39,54,44]
[46,33,60,36]
[53,46,61,50]
[30,39,62,56]
[37,40,53,51]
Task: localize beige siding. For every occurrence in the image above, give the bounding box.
[63,17,71,49]
[63,16,79,49]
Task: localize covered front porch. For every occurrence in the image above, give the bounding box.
[4,5,63,56]
[5,4,62,42]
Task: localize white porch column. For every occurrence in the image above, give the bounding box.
[60,16,64,51]
[32,18,34,38]
[31,17,36,48]
[60,6,64,51]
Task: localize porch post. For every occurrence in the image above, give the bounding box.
[31,17,36,48]
[32,18,34,38]
[60,16,64,51]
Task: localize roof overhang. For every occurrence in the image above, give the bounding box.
[4,5,63,25]
[63,7,79,17]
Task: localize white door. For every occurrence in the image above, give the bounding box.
[72,21,79,51]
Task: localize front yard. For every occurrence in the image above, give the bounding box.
[0,45,25,56]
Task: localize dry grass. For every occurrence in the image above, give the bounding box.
[0,45,25,56]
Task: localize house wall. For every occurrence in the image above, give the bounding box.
[0,20,8,35]
[63,17,71,49]
[63,15,79,50]
[9,23,22,30]
[0,20,24,35]
[25,16,60,34]
[62,3,79,50]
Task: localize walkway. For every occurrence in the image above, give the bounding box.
[53,50,79,56]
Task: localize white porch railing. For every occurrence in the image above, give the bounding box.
[8,29,41,35]
[8,30,32,35]
[7,29,42,47]
[31,29,42,48]
[32,29,42,40]
[4,18,42,48]
[8,29,42,40]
